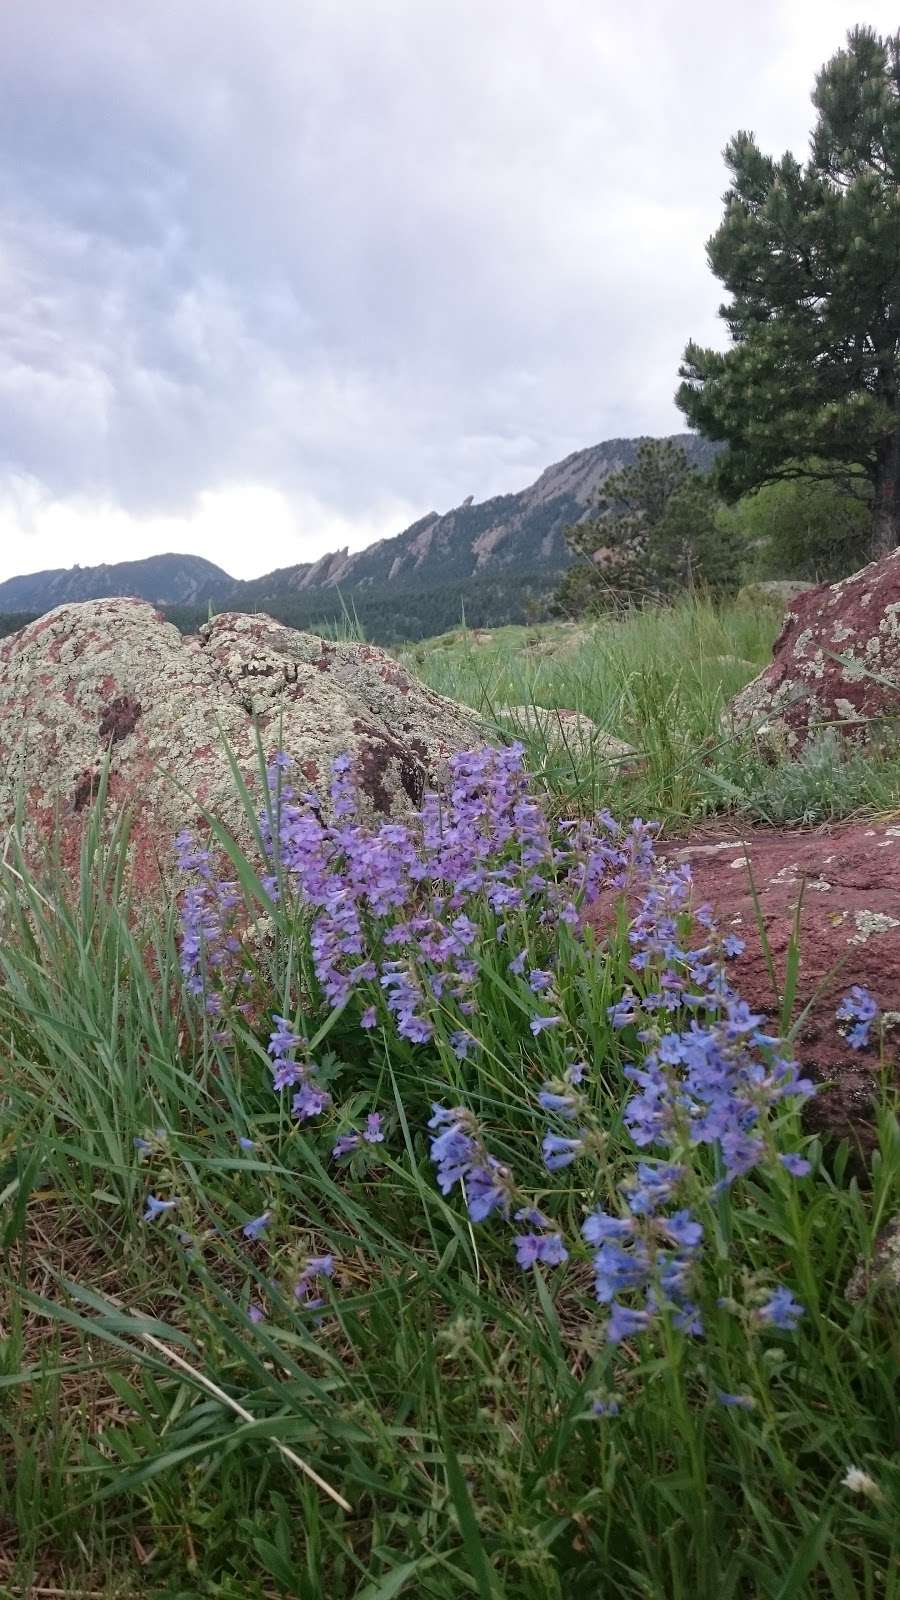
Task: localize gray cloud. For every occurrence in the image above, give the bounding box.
[0,0,897,579]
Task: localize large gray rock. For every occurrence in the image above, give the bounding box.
[0,600,486,893]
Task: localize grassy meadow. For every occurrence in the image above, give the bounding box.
[402,597,900,829]
[1,595,899,1599]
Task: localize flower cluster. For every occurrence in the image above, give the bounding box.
[332,1112,384,1159]
[836,985,880,1051]
[423,836,814,1345]
[294,1253,334,1311]
[582,1167,704,1341]
[175,832,245,1006]
[617,860,815,1174]
[267,1016,331,1121]
[252,745,658,1054]
[175,743,814,1361]
[428,1104,515,1221]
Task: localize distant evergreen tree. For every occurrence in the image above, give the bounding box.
[556,440,741,613]
[677,27,900,559]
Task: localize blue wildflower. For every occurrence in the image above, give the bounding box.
[143,1194,179,1223]
[623,1162,684,1216]
[292,1082,332,1121]
[537,1088,578,1119]
[609,995,639,1028]
[465,1162,510,1221]
[779,1153,811,1177]
[837,985,878,1023]
[541,1131,584,1170]
[758,1286,804,1330]
[661,1209,704,1249]
[528,968,554,993]
[242,1211,272,1240]
[837,987,879,1050]
[606,1302,652,1343]
[530,1014,562,1035]
[582,1210,636,1245]
[592,1240,652,1303]
[716,1390,755,1409]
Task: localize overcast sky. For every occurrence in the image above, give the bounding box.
[0,1,895,583]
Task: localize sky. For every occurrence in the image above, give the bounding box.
[0,1,896,584]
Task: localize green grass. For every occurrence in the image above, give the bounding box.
[1,597,899,1597]
[401,597,900,829]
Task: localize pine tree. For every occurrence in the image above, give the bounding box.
[558,440,740,612]
[677,27,900,559]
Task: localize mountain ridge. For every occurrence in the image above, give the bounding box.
[0,433,718,617]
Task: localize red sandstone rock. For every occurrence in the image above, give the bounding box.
[665,822,900,1146]
[0,599,485,895]
[727,548,900,748]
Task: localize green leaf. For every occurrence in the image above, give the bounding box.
[772,1507,834,1600]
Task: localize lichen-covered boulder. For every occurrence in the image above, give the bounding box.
[0,600,486,893]
[728,550,900,748]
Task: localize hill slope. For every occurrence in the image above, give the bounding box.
[0,553,236,611]
[242,434,717,600]
[0,434,718,637]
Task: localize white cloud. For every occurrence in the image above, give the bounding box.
[0,479,418,581]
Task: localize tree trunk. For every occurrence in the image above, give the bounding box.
[871,424,900,560]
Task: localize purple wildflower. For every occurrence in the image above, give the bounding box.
[143,1194,178,1223]
[465,1162,511,1221]
[514,1231,569,1269]
[292,1082,332,1122]
[660,1209,704,1249]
